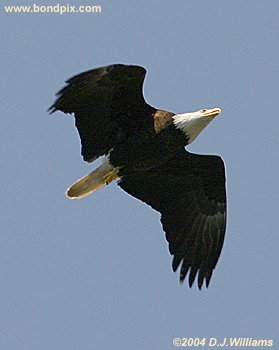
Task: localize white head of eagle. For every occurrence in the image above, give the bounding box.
[173,107,221,144]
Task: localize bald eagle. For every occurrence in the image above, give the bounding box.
[49,64,226,289]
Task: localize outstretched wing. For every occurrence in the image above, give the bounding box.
[49,64,155,162]
[118,151,226,289]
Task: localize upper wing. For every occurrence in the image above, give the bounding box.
[49,64,155,162]
[118,151,226,289]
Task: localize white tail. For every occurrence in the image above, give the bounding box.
[66,161,118,199]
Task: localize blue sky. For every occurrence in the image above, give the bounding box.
[1,1,278,349]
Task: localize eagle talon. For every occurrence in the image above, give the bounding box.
[103,171,118,185]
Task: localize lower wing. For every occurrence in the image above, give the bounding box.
[118,151,227,289]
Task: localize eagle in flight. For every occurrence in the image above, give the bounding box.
[49,64,227,290]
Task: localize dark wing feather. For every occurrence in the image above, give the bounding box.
[49,64,155,161]
[118,151,226,289]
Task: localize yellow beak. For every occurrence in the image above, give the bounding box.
[201,107,222,118]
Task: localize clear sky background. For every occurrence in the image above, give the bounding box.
[1,1,278,349]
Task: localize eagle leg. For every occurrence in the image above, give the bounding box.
[103,171,118,185]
